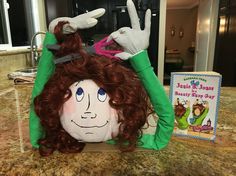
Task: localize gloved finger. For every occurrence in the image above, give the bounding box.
[48,17,71,33]
[110,33,128,47]
[115,52,132,60]
[85,8,106,18]
[118,27,131,34]
[107,31,120,42]
[62,23,77,34]
[144,9,151,34]
[127,0,140,30]
[83,18,98,29]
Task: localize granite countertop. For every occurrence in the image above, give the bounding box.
[0,80,235,175]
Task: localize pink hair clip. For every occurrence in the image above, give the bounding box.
[93,36,123,59]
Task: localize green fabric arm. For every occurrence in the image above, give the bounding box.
[129,50,175,150]
[29,32,57,148]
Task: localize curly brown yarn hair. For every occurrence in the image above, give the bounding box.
[34,21,151,156]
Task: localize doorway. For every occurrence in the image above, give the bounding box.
[164,0,199,84]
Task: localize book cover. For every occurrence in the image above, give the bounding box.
[170,72,222,140]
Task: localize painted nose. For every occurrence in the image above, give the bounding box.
[85,94,91,111]
[81,112,97,119]
[82,94,97,119]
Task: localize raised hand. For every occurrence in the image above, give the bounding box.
[108,0,151,60]
[49,8,105,34]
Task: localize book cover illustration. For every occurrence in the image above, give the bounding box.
[170,72,222,140]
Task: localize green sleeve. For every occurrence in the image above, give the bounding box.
[129,50,175,150]
[29,32,57,148]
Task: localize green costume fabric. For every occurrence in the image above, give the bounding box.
[29,32,57,148]
[129,50,175,150]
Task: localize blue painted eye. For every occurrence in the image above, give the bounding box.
[97,88,107,102]
[76,87,84,102]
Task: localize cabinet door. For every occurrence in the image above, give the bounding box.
[44,0,73,26]
[214,1,236,86]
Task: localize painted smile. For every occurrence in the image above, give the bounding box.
[71,120,109,128]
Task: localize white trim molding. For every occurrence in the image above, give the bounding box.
[0,0,12,49]
[158,0,167,84]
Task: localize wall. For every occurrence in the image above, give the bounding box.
[0,50,31,83]
[165,7,198,68]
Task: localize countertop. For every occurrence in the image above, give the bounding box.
[0,79,235,176]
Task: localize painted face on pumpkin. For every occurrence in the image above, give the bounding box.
[60,79,119,142]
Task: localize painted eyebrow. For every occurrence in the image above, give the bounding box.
[75,81,80,86]
[75,80,85,87]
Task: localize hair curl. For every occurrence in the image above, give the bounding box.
[34,21,150,156]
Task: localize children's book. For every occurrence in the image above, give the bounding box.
[170,71,222,140]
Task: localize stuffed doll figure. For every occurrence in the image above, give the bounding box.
[30,0,174,156]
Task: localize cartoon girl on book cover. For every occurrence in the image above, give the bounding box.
[190,99,209,126]
[174,98,190,130]
[190,99,211,132]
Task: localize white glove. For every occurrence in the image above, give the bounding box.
[49,8,105,34]
[107,0,151,60]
